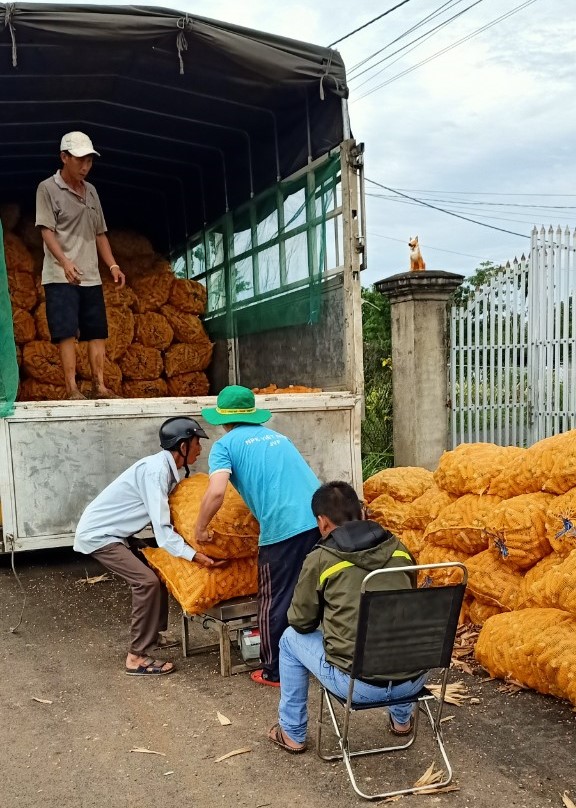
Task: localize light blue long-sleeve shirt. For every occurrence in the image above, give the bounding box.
[74,449,195,561]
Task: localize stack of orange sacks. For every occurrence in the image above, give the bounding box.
[143,474,259,615]
[363,432,576,706]
[1,208,213,401]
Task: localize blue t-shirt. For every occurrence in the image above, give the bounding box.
[208,424,320,546]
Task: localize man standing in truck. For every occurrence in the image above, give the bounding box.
[36,131,124,400]
[195,385,321,687]
[75,417,223,676]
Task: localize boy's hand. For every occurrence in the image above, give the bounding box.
[193,552,227,568]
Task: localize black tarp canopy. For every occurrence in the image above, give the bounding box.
[0,3,348,253]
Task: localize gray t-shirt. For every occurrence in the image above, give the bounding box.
[36,171,107,286]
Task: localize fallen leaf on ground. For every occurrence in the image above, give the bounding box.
[470,698,480,704]
[562,792,576,808]
[32,697,53,704]
[130,748,166,756]
[427,681,470,706]
[217,712,232,726]
[77,573,111,585]
[163,771,174,776]
[440,715,455,723]
[214,747,252,763]
[498,677,529,694]
[417,784,460,795]
[413,762,444,788]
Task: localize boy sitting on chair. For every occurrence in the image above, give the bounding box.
[268,481,428,753]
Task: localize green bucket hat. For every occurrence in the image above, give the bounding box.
[202,385,272,426]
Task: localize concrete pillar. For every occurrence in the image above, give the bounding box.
[375,270,464,470]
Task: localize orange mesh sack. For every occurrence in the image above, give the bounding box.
[465,549,522,610]
[100,273,138,310]
[169,474,259,559]
[434,443,524,496]
[134,312,174,350]
[132,269,174,313]
[368,494,411,534]
[164,342,213,376]
[525,550,576,617]
[7,269,38,310]
[484,492,554,570]
[12,307,36,344]
[142,548,258,615]
[118,345,163,381]
[105,306,135,361]
[363,466,433,505]
[542,430,576,494]
[423,494,502,555]
[4,231,34,272]
[122,379,168,398]
[34,302,52,341]
[18,379,66,402]
[395,529,425,561]
[545,487,576,557]
[22,341,63,384]
[168,278,207,314]
[468,599,502,626]
[515,552,565,609]
[489,432,571,498]
[475,608,576,706]
[167,372,210,397]
[161,305,209,345]
[402,485,456,531]
[106,229,154,260]
[417,545,470,587]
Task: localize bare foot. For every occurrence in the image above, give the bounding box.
[92,387,122,399]
[67,389,87,401]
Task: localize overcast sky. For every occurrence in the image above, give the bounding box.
[37,0,576,286]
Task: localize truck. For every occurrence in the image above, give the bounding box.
[0,3,366,553]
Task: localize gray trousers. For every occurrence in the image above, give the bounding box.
[92,541,168,656]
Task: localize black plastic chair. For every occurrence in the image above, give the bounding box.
[316,562,467,800]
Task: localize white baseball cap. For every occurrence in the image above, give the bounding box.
[60,131,101,157]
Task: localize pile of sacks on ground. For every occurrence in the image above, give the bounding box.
[1,205,212,400]
[143,473,259,614]
[364,431,576,707]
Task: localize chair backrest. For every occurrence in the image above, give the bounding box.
[351,564,466,683]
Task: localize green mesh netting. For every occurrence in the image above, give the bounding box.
[0,221,18,417]
[188,154,340,340]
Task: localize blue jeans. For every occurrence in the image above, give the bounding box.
[278,627,428,744]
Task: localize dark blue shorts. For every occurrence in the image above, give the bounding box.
[44,283,108,343]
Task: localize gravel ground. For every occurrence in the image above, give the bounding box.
[1,548,574,808]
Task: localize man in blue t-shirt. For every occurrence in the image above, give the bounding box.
[196,385,321,687]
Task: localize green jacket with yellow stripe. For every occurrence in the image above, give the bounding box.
[287,519,417,679]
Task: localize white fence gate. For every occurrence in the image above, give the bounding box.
[449,226,576,448]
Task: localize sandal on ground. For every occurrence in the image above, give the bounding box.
[389,714,414,736]
[250,668,280,688]
[268,723,307,754]
[125,658,175,676]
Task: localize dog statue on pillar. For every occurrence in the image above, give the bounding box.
[408,235,426,271]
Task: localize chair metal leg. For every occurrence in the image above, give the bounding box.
[316,687,454,801]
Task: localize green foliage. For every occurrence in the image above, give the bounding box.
[452,261,506,305]
[361,287,393,480]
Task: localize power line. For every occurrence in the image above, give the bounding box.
[367,192,576,211]
[355,0,540,101]
[393,189,576,197]
[328,0,414,48]
[348,0,465,76]
[349,0,486,89]
[366,177,531,238]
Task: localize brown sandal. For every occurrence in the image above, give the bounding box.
[389,714,414,736]
[267,723,307,754]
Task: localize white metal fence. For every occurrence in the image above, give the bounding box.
[449,226,576,448]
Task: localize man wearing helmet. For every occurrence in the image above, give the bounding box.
[75,416,220,675]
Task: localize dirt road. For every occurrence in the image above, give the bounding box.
[1,549,574,808]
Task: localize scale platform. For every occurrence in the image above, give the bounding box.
[181,596,259,677]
